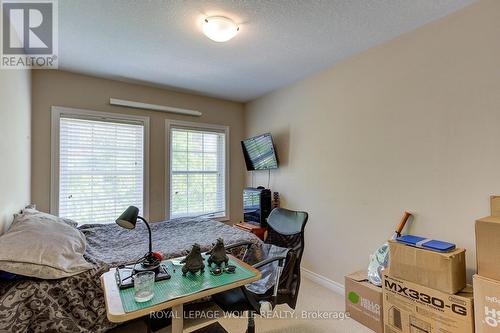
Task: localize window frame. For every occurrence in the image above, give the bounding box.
[165,119,230,221]
[50,106,150,221]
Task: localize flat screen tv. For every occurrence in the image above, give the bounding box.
[241,133,278,171]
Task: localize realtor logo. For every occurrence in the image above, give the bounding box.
[1,0,58,68]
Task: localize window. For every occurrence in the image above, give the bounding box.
[51,107,149,224]
[167,121,229,220]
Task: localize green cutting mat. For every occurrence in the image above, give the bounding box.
[119,256,257,313]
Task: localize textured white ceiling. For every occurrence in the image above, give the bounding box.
[59,0,475,102]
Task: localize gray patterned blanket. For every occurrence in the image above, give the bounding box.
[0,217,263,333]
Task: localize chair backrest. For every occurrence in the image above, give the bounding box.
[265,208,308,309]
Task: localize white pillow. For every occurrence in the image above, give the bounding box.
[18,206,79,228]
[0,209,93,279]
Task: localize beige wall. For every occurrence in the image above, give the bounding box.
[0,70,31,234]
[245,0,500,284]
[31,70,245,223]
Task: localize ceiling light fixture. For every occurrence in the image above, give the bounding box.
[202,16,239,42]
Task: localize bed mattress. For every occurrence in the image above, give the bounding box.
[0,217,263,333]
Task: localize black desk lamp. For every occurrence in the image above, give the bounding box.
[116,206,160,272]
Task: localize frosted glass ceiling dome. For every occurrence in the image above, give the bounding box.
[202,16,240,42]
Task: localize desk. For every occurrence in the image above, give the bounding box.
[234,222,267,241]
[101,255,261,333]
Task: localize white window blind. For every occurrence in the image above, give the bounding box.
[170,127,226,219]
[59,116,144,224]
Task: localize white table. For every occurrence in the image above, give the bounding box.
[101,255,261,333]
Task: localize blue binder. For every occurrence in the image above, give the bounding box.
[396,235,456,252]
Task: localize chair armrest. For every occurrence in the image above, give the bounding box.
[252,256,287,270]
[224,240,254,251]
[225,241,254,262]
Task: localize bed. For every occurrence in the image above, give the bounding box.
[0,217,263,333]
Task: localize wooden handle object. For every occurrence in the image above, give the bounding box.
[395,211,412,237]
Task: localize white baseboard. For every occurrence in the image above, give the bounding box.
[302,268,345,296]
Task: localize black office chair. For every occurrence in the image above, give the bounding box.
[212,208,308,333]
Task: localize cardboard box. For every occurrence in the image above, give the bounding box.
[490,196,500,217]
[388,240,466,294]
[383,273,474,333]
[476,216,500,281]
[345,271,383,333]
[474,274,500,332]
